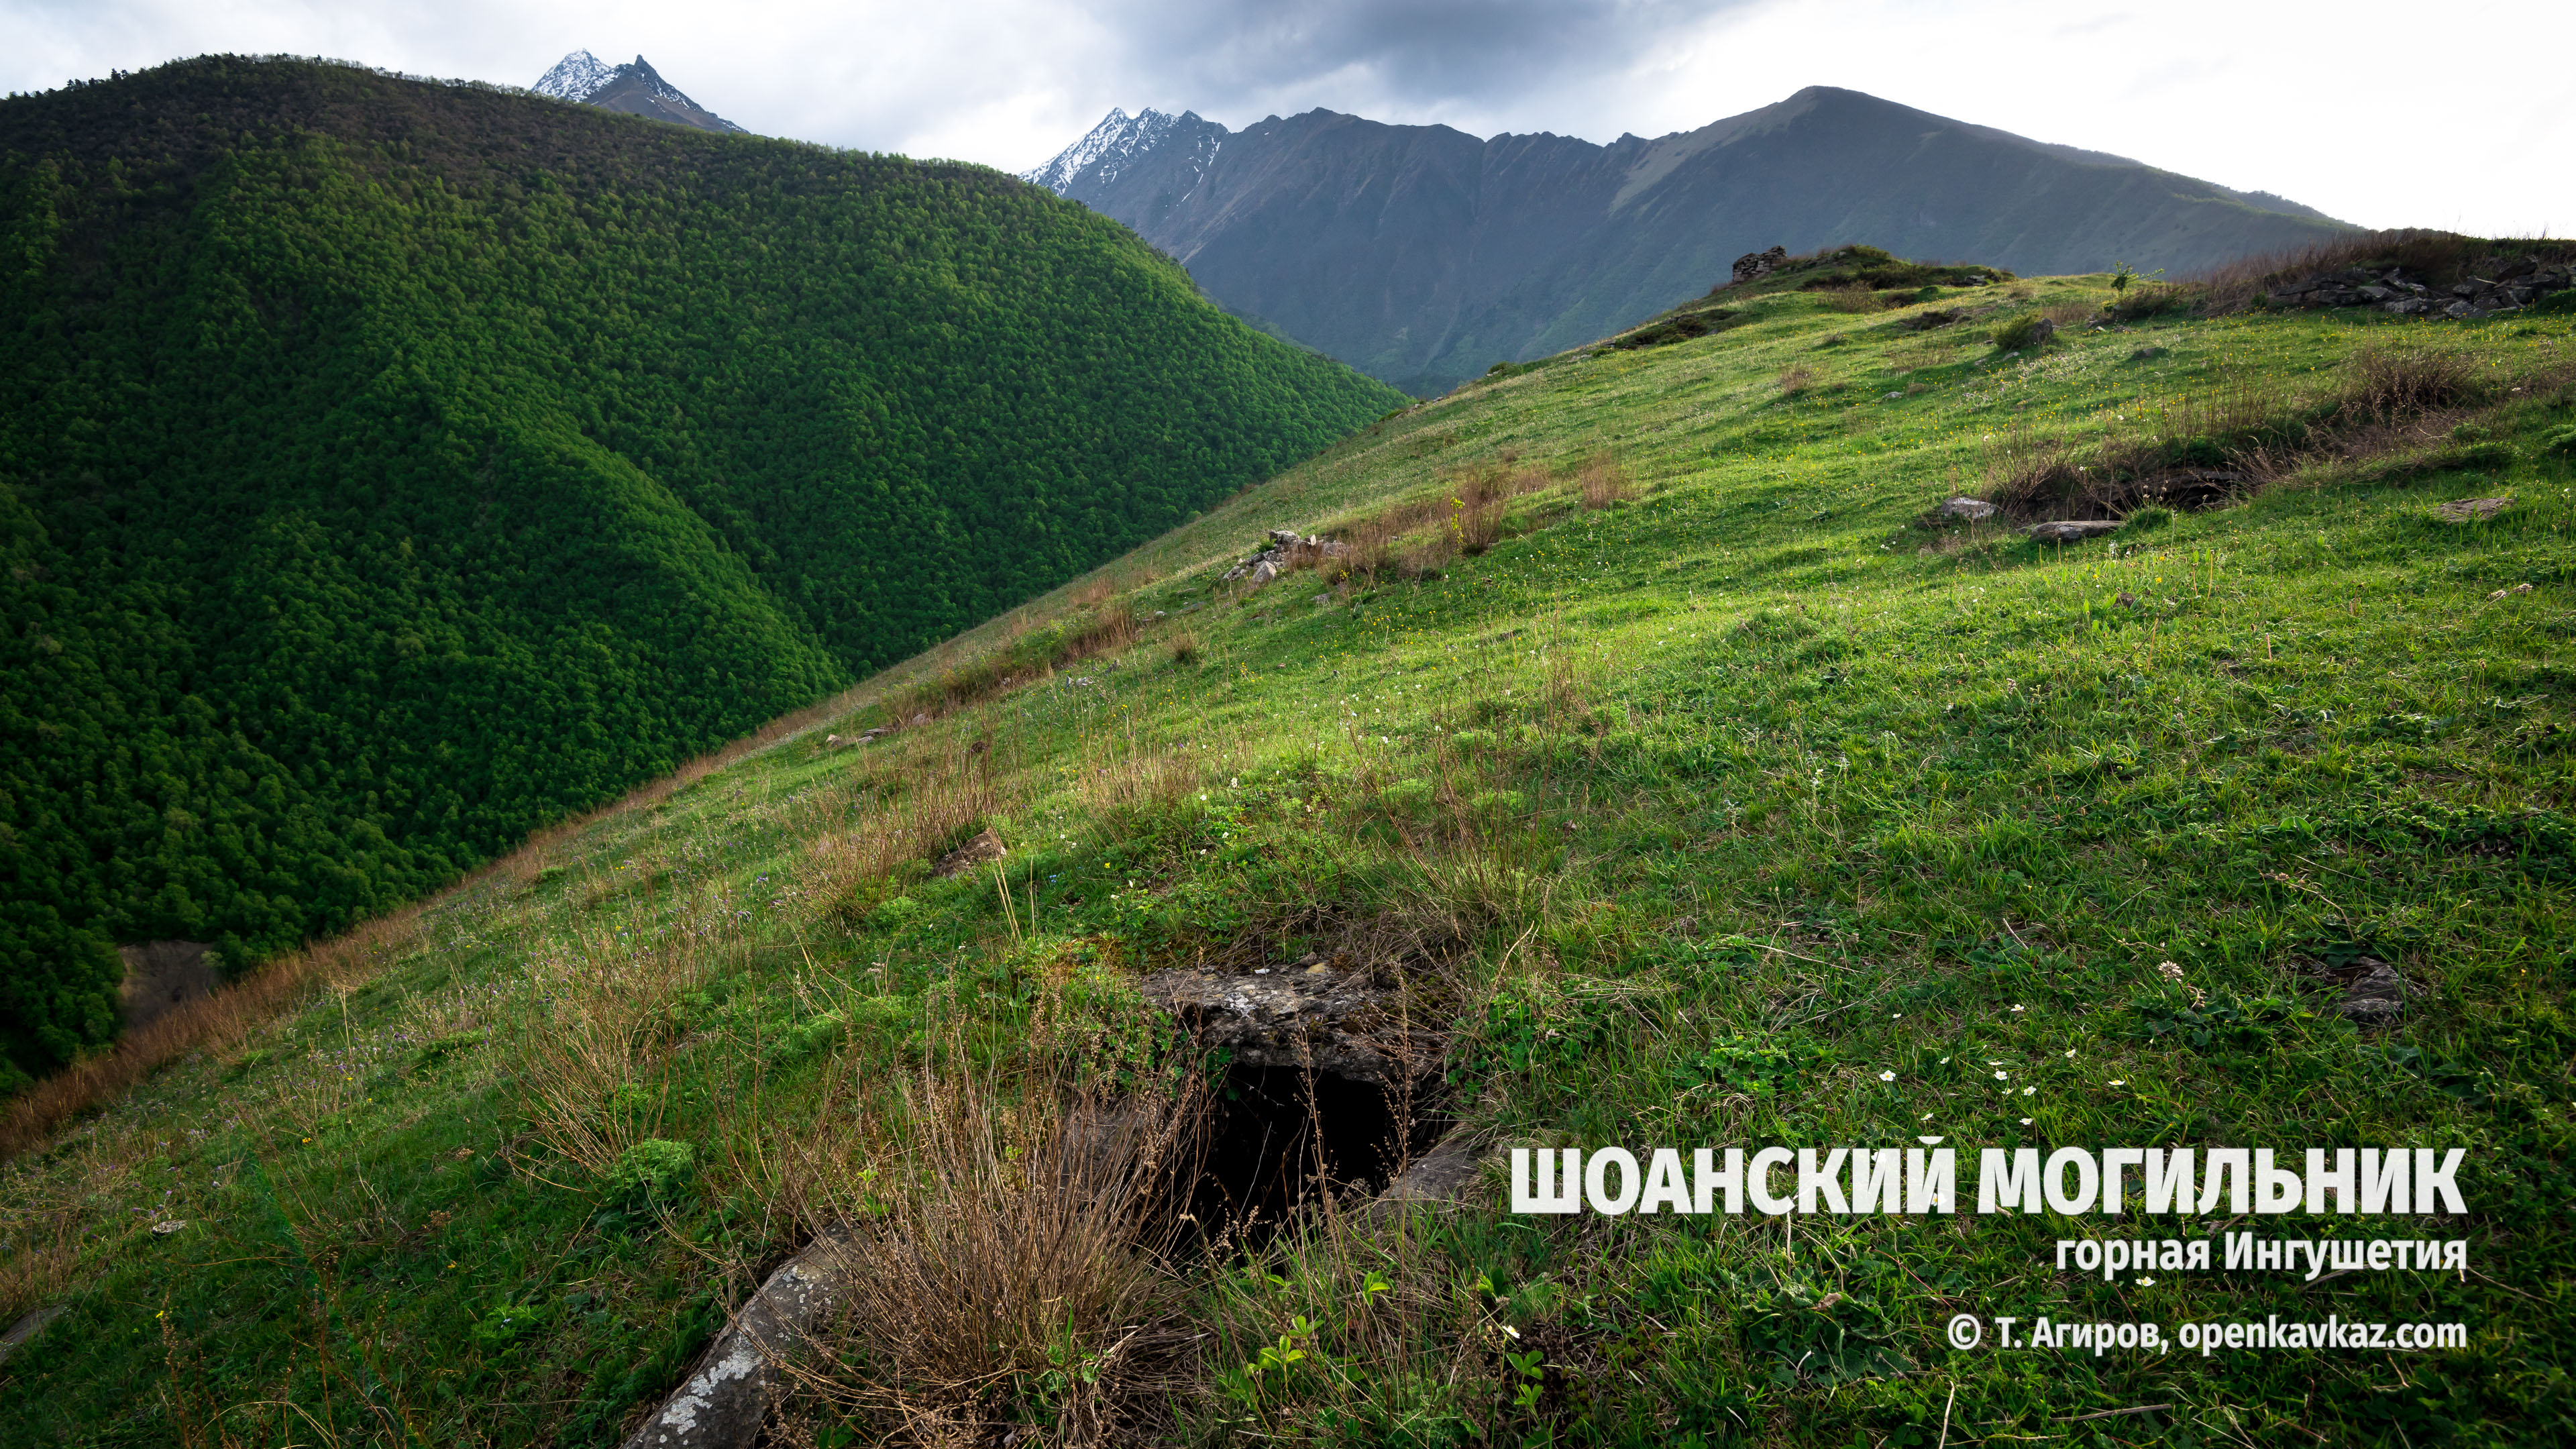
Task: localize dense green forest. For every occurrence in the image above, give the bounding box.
[0,56,1405,1085]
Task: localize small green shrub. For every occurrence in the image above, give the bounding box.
[1378,778,1438,819]
[468,1300,555,1354]
[1989,315,2050,351]
[2120,504,2173,533]
[604,1138,696,1211]
[845,994,917,1035]
[2541,425,2576,456]
[768,1012,847,1064]
[2106,282,2197,320]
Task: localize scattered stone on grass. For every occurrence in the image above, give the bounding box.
[619,1230,856,1449]
[1222,531,1348,590]
[2333,957,2410,1026]
[1937,497,1996,521]
[932,826,1008,878]
[1363,1130,1497,1220]
[0,1306,66,1366]
[2025,520,2121,542]
[2437,496,2512,523]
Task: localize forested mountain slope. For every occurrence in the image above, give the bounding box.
[1032,87,2354,393]
[0,56,1403,1085]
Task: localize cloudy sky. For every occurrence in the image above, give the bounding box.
[5,0,2569,235]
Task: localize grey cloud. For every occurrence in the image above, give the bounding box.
[1089,0,1756,124]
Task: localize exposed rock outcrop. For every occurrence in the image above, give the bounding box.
[2025,519,2121,542]
[1730,245,1788,285]
[1138,954,1427,1084]
[1368,1130,1494,1213]
[933,827,1008,878]
[620,1230,855,1449]
[2438,496,2512,523]
[2266,254,2571,319]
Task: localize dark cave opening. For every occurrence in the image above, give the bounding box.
[1188,1063,1449,1239]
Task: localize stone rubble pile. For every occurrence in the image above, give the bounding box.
[2268,254,2571,319]
[1729,244,1789,284]
[1222,528,1347,588]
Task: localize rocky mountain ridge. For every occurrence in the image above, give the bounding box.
[531,49,745,134]
[1029,87,2355,394]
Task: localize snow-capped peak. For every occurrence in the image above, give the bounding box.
[622,56,693,107]
[533,49,616,103]
[1022,108,1216,195]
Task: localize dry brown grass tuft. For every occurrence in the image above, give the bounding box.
[1776,364,1818,396]
[1817,284,1889,314]
[1330,459,1558,581]
[1075,728,1202,835]
[0,906,425,1161]
[809,734,1012,916]
[796,1043,1206,1446]
[898,610,1141,722]
[1979,421,2079,515]
[2345,345,2485,421]
[0,1208,80,1327]
[508,927,710,1185]
[1576,454,1633,511]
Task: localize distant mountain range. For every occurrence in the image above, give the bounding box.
[1028,87,2355,394]
[534,49,745,134]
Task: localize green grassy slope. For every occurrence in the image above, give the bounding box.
[0,56,1404,1083]
[3,259,2571,1445]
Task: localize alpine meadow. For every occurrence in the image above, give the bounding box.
[5,207,2571,1443]
[1,40,2573,1449]
[0,56,1403,1087]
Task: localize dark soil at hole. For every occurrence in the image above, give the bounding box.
[1189,1063,1448,1239]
